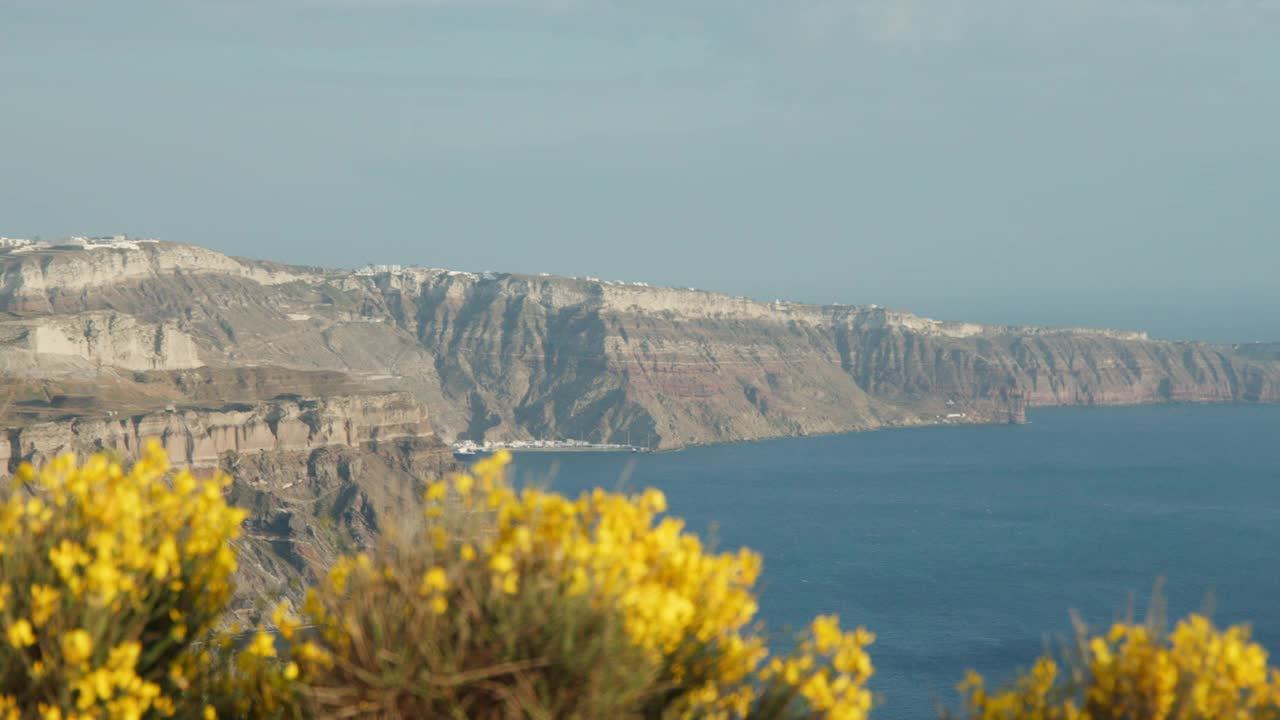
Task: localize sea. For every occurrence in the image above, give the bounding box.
[508,404,1280,719]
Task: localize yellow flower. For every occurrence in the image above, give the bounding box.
[61,629,93,665]
[152,537,179,579]
[168,662,189,691]
[49,540,90,580]
[419,566,449,597]
[24,497,53,531]
[246,630,277,658]
[293,641,333,669]
[272,602,300,640]
[6,619,35,648]
[641,488,667,513]
[488,553,514,573]
[30,584,61,626]
[500,572,519,595]
[430,595,448,615]
[812,614,843,653]
[283,662,300,681]
[328,560,353,592]
[107,641,141,671]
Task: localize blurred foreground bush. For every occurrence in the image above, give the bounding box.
[947,612,1280,720]
[0,443,247,718]
[2,446,1279,719]
[292,452,874,719]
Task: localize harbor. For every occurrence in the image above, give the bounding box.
[452,439,650,459]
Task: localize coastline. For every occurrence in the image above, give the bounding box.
[466,399,1280,457]
[452,439,652,457]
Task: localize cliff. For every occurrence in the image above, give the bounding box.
[0,386,451,623]
[224,435,457,624]
[0,311,200,373]
[3,239,1279,449]
[352,272,1280,446]
[0,392,431,472]
[0,239,311,312]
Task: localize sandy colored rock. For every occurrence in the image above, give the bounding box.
[2,392,430,471]
[2,239,1278,450]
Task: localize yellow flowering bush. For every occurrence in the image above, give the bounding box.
[291,451,877,719]
[4,446,1280,720]
[176,624,303,720]
[291,537,659,717]
[0,442,248,718]
[951,614,1280,720]
[756,616,876,720]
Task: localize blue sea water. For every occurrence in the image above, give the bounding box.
[508,404,1280,719]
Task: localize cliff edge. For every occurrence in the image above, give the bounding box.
[2,238,1278,450]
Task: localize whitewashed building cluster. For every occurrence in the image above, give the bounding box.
[0,235,159,253]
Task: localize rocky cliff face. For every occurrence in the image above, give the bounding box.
[370,273,1280,446]
[0,240,310,312]
[0,392,431,472]
[0,312,200,373]
[224,435,457,624]
[3,240,1280,450]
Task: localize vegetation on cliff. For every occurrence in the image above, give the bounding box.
[1,447,1278,718]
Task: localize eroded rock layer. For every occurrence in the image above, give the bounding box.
[1,392,430,471]
[224,436,457,624]
[2,240,1278,450]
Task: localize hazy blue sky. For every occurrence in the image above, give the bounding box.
[2,1,1278,340]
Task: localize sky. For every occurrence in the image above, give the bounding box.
[2,0,1278,341]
